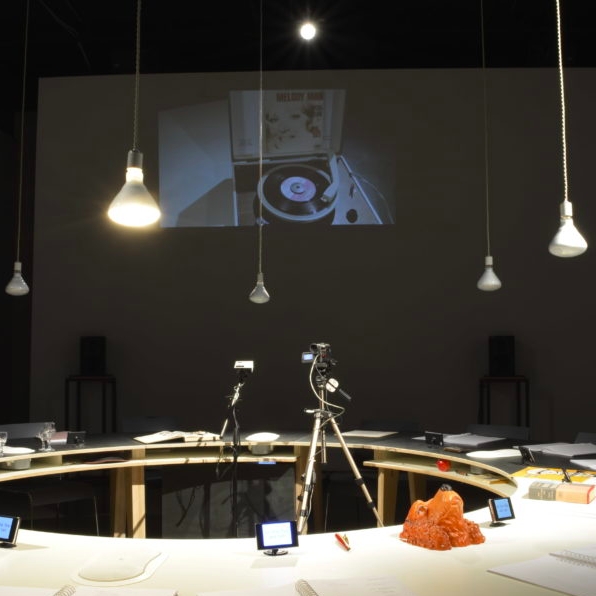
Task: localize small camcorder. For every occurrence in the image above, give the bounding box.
[302,342,332,363]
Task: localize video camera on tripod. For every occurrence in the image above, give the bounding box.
[302,342,352,401]
[296,341,382,533]
[301,342,336,373]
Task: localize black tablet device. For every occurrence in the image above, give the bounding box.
[255,520,298,556]
[425,431,444,448]
[488,497,515,526]
[519,445,536,465]
[67,430,86,446]
[0,515,20,547]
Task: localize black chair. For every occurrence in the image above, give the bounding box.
[0,422,100,535]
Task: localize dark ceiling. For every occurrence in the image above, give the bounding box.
[2,0,596,131]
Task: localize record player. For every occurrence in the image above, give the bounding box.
[229,89,385,225]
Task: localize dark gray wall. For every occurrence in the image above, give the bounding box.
[1,122,32,424]
[29,68,596,441]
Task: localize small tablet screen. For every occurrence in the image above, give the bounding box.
[489,497,515,522]
[0,515,20,545]
[255,520,298,550]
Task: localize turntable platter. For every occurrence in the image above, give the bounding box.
[257,163,336,223]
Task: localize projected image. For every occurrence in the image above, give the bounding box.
[158,88,396,227]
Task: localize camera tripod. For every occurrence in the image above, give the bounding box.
[296,386,383,534]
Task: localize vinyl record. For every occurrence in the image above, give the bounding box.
[257,163,336,223]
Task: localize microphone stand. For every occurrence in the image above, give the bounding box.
[219,374,247,538]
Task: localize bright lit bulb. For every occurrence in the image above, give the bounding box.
[299,22,317,40]
[249,272,270,304]
[549,202,587,257]
[6,261,29,296]
[477,256,501,292]
[108,151,161,227]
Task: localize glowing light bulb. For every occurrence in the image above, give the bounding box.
[299,22,316,40]
[108,150,160,227]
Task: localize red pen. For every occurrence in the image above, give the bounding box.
[335,533,350,551]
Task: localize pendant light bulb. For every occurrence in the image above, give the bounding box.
[549,3,587,258]
[477,256,501,292]
[549,201,587,257]
[6,261,29,296]
[249,272,270,304]
[108,150,160,227]
[8,0,32,297]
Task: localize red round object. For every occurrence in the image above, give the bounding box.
[436,459,451,472]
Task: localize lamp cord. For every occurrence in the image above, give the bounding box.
[132,0,142,151]
[480,0,491,256]
[555,0,569,204]
[15,0,31,263]
[257,0,264,275]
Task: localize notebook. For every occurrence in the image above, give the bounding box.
[488,545,596,596]
[294,576,416,595]
[0,588,177,596]
[196,576,416,595]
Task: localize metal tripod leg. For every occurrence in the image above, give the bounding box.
[297,410,324,534]
[327,416,383,528]
[297,408,383,533]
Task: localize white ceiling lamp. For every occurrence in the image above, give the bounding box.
[6,0,31,297]
[108,0,160,228]
[548,0,587,257]
[477,0,501,292]
[249,0,271,304]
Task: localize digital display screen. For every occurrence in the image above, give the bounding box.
[255,520,298,550]
[0,515,20,544]
[301,352,315,363]
[489,497,515,522]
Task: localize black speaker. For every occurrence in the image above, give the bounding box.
[80,336,106,376]
[488,335,515,377]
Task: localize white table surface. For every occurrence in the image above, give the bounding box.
[1,478,595,595]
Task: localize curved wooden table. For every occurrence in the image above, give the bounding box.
[0,432,523,538]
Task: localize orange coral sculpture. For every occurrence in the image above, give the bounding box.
[399,484,485,550]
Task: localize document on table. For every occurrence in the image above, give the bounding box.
[0,588,177,596]
[540,442,596,458]
[294,576,417,595]
[571,458,596,471]
[412,433,505,447]
[443,433,505,448]
[519,442,596,458]
[341,430,398,438]
[196,575,417,595]
[488,544,596,596]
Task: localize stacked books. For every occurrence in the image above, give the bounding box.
[529,480,596,504]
